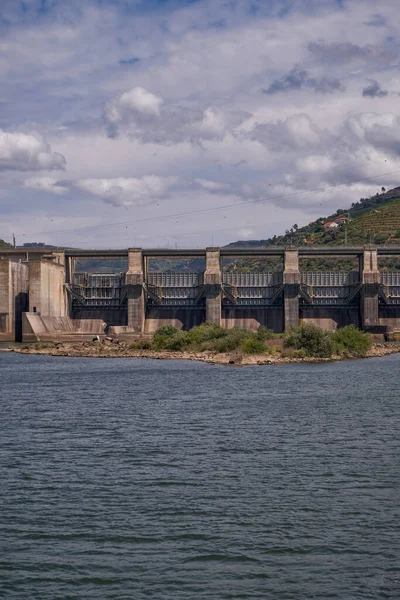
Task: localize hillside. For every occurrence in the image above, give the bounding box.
[0,239,12,249]
[229,186,400,250]
[226,186,400,271]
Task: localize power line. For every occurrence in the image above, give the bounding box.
[11,168,400,239]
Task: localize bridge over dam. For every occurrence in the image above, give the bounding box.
[1,246,400,342]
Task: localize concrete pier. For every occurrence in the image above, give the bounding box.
[126,248,145,333]
[283,249,300,330]
[0,260,29,341]
[204,248,222,325]
[361,248,380,329]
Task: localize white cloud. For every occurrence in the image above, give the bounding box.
[194,178,229,191]
[250,114,326,151]
[0,130,66,171]
[2,0,400,248]
[104,86,164,137]
[103,85,249,143]
[74,175,178,206]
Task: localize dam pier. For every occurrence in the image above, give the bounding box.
[1,246,400,342]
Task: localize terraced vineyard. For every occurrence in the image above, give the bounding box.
[340,198,400,245]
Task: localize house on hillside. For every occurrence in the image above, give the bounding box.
[335,216,350,225]
[323,221,339,230]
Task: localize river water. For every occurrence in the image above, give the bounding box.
[1,353,400,599]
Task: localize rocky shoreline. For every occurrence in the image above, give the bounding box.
[2,341,400,365]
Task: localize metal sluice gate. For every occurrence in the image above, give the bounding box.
[67,270,400,309]
[68,273,126,309]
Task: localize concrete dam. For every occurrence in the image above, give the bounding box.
[1,246,400,342]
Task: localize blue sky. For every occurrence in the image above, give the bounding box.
[0,0,399,248]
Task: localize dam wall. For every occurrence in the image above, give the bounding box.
[1,245,400,341]
[0,260,29,341]
[29,259,67,317]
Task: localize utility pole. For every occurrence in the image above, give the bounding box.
[12,233,16,248]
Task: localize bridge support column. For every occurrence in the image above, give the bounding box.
[284,249,300,331]
[126,248,145,332]
[205,247,222,325]
[361,247,380,330]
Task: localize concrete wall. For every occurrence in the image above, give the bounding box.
[22,313,106,342]
[145,307,206,333]
[300,307,361,331]
[378,307,400,330]
[72,308,127,327]
[29,260,67,317]
[221,307,284,332]
[0,260,29,341]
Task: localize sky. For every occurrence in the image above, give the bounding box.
[1,0,400,249]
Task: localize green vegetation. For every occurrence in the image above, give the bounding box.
[332,325,371,357]
[0,239,12,249]
[143,322,371,359]
[225,186,400,272]
[284,323,334,357]
[149,323,270,354]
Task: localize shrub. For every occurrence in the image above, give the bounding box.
[185,322,227,347]
[198,327,254,353]
[163,330,189,351]
[241,337,266,355]
[284,324,334,357]
[255,326,275,341]
[332,325,371,357]
[152,325,181,349]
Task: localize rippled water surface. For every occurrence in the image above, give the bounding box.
[1,353,400,599]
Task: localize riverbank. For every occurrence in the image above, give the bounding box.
[3,341,400,365]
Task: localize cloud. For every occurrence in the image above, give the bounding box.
[362,79,389,98]
[74,175,178,206]
[365,14,387,28]
[23,176,69,195]
[104,86,164,137]
[194,178,229,191]
[3,0,400,248]
[119,57,140,65]
[263,65,345,95]
[104,86,249,143]
[250,114,326,151]
[0,130,66,171]
[308,41,398,66]
[345,112,400,156]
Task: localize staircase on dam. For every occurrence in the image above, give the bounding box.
[2,245,400,341]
